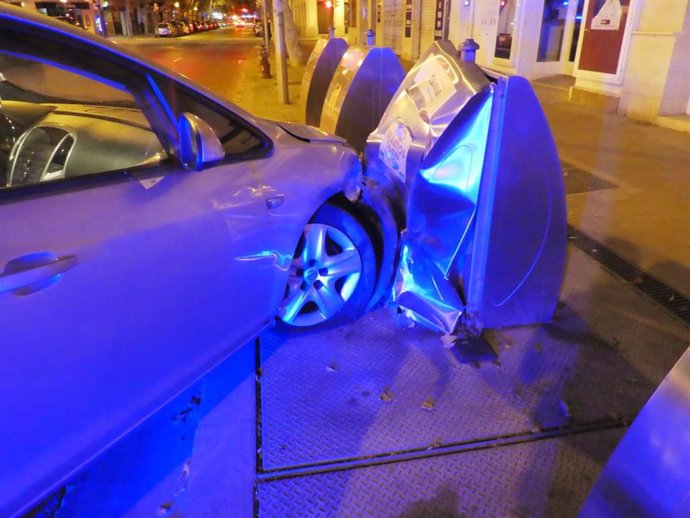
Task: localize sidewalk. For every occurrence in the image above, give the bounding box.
[231,41,317,124]
[233,42,690,300]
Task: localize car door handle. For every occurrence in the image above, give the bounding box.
[0,254,78,295]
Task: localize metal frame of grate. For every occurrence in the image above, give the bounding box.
[567,225,690,326]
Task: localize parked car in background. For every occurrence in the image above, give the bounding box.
[233,16,254,29]
[0,3,385,516]
[174,20,189,35]
[55,13,84,29]
[155,21,175,37]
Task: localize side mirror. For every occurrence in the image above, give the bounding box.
[177,112,225,171]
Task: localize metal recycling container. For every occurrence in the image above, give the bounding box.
[580,347,690,517]
[301,37,349,127]
[365,41,567,334]
[320,45,405,154]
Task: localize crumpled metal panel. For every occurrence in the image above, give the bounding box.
[320,46,405,154]
[301,38,349,127]
[393,92,495,333]
[363,41,565,334]
[362,41,493,333]
[363,40,491,190]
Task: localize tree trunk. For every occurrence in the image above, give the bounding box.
[282,0,305,65]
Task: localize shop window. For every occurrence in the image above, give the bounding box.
[494,0,516,60]
[537,0,568,62]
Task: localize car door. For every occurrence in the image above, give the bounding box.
[0,23,276,517]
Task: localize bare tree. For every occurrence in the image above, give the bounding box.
[282,0,305,65]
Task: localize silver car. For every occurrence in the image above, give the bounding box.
[155,21,175,37]
[0,5,388,516]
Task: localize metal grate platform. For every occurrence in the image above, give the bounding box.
[567,225,690,326]
[257,428,625,518]
[256,244,690,516]
[561,162,617,195]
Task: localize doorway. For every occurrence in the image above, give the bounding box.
[533,0,585,76]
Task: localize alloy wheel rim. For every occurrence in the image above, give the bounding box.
[279,223,362,327]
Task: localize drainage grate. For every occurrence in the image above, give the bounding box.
[562,162,617,194]
[567,225,690,326]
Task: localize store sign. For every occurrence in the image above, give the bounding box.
[404,0,412,38]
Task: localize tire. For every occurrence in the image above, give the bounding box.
[278,203,377,328]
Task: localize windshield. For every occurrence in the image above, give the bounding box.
[0,54,136,107]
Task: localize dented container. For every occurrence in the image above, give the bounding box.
[365,41,567,334]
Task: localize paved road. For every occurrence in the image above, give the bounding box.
[115,28,261,102]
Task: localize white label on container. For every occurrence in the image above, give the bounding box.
[380,121,412,181]
[409,55,458,116]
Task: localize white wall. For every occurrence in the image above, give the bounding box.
[619,0,690,119]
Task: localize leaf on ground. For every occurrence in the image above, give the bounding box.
[440,334,457,349]
[379,388,394,403]
[420,397,435,411]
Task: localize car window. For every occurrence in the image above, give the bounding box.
[157,78,267,158]
[180,92,264,155]
[0,53,167,190]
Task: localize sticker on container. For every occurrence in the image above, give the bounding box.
[407,55,458,116]
[323,83,342,121]
[380,121,412,181]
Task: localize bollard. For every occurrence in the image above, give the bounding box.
[459,38,479,63]
[258,44,271,78]
[366,29,375,46]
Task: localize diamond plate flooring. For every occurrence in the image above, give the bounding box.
[259,245,689,471]
[257,243,690,515]
[257,428,625,518]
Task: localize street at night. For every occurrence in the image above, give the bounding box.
[118,28,257,99]
[1,2,690,517]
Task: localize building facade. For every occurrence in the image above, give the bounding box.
[3,0,163,36]
[294,0,690,128]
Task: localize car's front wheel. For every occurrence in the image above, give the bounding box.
[278,203,377,328]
